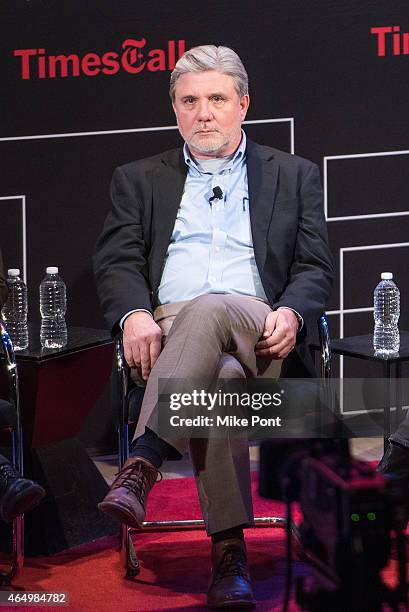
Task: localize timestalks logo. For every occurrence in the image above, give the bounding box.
[371,26,409,56]
[13,38,186,80]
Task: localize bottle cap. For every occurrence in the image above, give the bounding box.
[7,269,20,276]
[381,272,393,280]
[46,266,59,274]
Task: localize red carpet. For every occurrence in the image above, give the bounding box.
[146,471,302,523]
[0,473,400,611]
[0,474,305,611]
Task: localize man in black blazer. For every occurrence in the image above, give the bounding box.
[94,45,333,608]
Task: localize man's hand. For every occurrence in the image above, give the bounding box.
[255,308,299,359]
[123,311,162,380]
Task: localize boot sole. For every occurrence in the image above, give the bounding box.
[98,501,144,529]
[1,484,46,523]
[207,600,256,609]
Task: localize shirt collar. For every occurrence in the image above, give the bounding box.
[183,129,247,174]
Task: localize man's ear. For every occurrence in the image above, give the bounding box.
[239,94,250,121]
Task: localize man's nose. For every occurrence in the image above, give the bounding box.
[196,99,213,122]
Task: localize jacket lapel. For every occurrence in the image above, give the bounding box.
[151,149,187,290]
[246,140,279,268]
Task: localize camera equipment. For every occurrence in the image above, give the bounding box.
[259,440,408,611]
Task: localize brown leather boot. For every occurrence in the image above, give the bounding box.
[207,538,255,609]
[98,456,161,528]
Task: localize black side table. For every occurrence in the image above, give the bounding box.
[320,331,409,450]
[0,325,117,555]
[1,326,114,447]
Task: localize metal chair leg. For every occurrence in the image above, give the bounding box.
[121,524,139,578]
[115,338,140,577]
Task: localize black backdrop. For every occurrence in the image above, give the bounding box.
[1,1,408,447]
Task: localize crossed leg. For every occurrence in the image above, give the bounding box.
[133,293,281,533]
[100,294,282,607]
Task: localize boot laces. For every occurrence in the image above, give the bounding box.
[112,462,162,506]
[0,463,18,494]
[215,547,248,582]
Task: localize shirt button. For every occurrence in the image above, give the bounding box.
[215,247,220,252]
[210,276,216,282]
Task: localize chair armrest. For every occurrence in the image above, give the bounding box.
[0,320,20,424]
[318,313,331,380]
[0,320,23,476]
[114,333,130,419]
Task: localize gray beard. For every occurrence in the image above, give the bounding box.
[189,133,230,156]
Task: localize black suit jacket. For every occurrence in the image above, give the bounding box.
[94,139,334,376]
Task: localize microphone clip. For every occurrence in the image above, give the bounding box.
[209,186,224,205]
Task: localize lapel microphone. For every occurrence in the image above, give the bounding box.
[208,186,224,206]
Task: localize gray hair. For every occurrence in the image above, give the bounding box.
[169,45,249,101]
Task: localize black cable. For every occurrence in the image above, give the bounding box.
[282,480,293,612]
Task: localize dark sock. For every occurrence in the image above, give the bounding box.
[130,428,180,469]
[211,525,244,545]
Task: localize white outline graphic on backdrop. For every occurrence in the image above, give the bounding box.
[0,118,295,152]
[324,149,409,415]
[324,149,409,222]
[339,242,409,415]
[0,195,26,283]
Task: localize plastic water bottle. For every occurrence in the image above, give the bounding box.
[0,269,29,350]
[40,267,67,348]
[373,272,400,357]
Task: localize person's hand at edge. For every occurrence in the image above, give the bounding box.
[255,308,298,359]
[123,311,162,380]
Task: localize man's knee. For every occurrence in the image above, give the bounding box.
[217,354,246,379]
[177,294,229,328]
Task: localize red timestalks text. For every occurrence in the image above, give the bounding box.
[371,26,409,57]
[13,38,187,80]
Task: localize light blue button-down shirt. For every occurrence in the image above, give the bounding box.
[157,131,268,305]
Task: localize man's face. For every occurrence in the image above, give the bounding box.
[172,70,249,159]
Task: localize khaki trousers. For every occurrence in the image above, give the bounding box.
[132,294,282,534]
